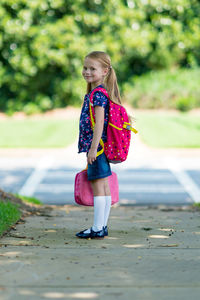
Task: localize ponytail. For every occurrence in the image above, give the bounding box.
[104,67,122,105]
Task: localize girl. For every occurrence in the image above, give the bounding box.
[76,51,122,239]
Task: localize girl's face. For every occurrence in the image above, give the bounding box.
[82,57,108,88]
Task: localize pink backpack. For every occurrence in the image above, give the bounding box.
[89,87,138,163]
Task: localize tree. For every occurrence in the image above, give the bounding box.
[0,0,199,113]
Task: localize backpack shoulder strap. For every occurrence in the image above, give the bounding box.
[89,87,109,128]
[89,87,109,105]
[89,87,109,157]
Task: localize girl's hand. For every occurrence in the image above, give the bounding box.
[87,148,97,164]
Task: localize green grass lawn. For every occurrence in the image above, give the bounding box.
[0,201,21,237]
[1,111,199,149]
[14,194,43,205]
[0,119,78,148]
[135,111,200,148]
[0,195,43,237]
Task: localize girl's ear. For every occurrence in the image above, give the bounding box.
[103,67,109,77]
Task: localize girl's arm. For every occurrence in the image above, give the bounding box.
[87,106,104,165]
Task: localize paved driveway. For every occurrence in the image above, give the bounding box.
[0,165,197,205]
[1,137,200,206]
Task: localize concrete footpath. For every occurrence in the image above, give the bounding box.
[0,204,200,300]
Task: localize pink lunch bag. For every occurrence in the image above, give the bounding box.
[74,170,119,206]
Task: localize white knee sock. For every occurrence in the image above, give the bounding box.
[92,196,106,232]
[83,196,107,234]
[104,196,112,227]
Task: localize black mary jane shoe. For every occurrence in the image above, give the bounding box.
[103,226,108,236]
[76,229,92,239]
[91,227,105,239]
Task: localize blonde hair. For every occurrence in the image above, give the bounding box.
[84,51,122,105]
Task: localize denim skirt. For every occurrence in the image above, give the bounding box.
[87,152,112,181]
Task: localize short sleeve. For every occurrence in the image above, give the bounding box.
[93,91,108,109]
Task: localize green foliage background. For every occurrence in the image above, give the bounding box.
[0,0,200,113]
[123,68,200,111]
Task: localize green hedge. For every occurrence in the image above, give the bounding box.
[123,68,200,111]
[0,0,200,114]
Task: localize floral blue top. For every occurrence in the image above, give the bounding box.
[78,85,109,153]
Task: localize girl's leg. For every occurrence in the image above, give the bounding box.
[90,177,111,232]
[81,177,111,234]
[90,178,106,232]
[82,177,106,234]
[91,177,110,196]
[103,178,112,228]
